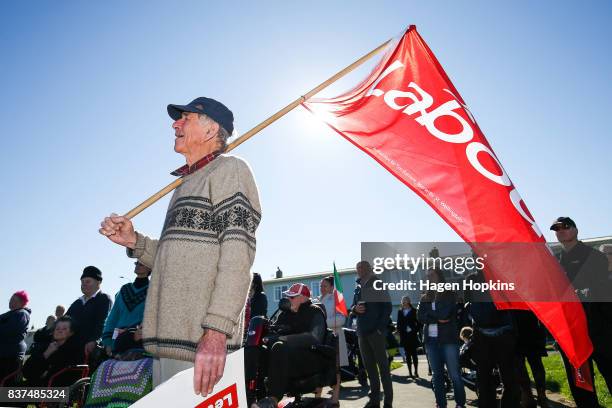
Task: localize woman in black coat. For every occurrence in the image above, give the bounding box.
[397,296,420,377]
[249,273,268,318]
[23,316,83,386]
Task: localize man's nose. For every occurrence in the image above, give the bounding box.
[172,118,184,129]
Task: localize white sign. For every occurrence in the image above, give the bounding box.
[132,349,247,408]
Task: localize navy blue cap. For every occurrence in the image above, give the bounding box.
[167,97,234,135]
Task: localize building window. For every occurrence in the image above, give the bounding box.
[274,285,289,301]
[310,281,320,299]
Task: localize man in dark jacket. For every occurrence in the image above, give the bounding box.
[0,291,31,382]
[552,216,612,406]
[66,266,112,357]
[351,261,393,408]
[248,283,328,408]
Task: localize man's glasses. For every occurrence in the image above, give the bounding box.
[551,224,572,231]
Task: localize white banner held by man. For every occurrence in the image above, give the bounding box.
[132,349,246,408]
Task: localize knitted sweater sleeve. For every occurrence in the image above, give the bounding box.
[201,158,261,337]
[126,233,158,269]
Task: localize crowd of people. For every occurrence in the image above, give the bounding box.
[1,92,610,408]
[0,218,611,408]
[0,261,152,396]
[243,217,612,408]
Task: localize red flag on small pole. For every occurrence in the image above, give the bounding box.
[333,262,348,317]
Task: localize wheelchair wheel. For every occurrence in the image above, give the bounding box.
[63,377,90,408]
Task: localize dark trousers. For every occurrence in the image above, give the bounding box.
[400,336,419,376]
[358,330,393,405]
[592,350,612,395]
[472,330,520,408]
[244,342,325,403]
[516,353,546,392]
[267,341,324,401]
[560,350,600,407]
[0,357,22,385]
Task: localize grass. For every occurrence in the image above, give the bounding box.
[390,360,403,371]
[534,352,612,407]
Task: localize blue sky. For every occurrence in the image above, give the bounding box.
[1,1,611,327]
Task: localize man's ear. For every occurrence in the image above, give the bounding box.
[208,121,220,135]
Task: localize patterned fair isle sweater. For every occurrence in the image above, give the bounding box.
[128,154,261,361]
[101,279,149,349]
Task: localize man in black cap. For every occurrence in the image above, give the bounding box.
[99,97,261,395]
[66,266,113,357]
[551,216,612,406]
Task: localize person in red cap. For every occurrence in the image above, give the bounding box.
[0,290,31,382]
[249,283,330,408]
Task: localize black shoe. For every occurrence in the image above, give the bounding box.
[363,399,380,408]
[251,397,277,408]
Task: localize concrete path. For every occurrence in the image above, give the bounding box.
[300,356,575,407]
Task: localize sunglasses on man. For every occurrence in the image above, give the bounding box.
[551,223,573,231]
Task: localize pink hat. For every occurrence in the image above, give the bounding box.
[13,290,29,306]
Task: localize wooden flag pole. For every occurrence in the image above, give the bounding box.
[124,38,391,219]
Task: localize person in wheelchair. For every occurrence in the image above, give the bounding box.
[22,316,84,386]
[249,283,332,408]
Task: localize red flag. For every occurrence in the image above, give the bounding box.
[302,26,591,368]
[574,362,595,392]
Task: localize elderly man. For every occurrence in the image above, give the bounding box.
[66,266,112,357]
[552,216,612,406]
[99,97,261,395]
[55,305,65,319]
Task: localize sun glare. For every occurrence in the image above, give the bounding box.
[294,106,334,143]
